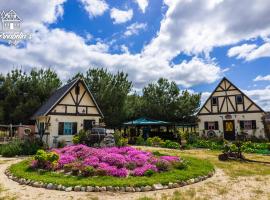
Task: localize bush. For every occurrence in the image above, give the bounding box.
[33,149,59,170]
[1,140,22,157]
[57,139,66,148]
[0,139,43,157]
[114,130,128,147]
[155,160,170,171]
[135,134,145,145]
[81,166,95,177]
[173,160,189,170]
[163,140,180,149]
[144,169,155,176]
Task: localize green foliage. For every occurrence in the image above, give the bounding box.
[173,160,189,170]
[135,134,145,145]
[163,140,180,149]
[0,139,42,157]
[141,78,201,122]
[81,166,95,177]
[34,150,59,169]
[145,136,165,147]
[0,68,61,124]
[57,139,66,148]
[114,130,128,147]
[152,151,167,156]
[0,140,22,157]
[155,160,170,172]
[183,132,198,144]
[72,129,88,144]
[144,169,155,177]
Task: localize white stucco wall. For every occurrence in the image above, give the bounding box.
[37,115,101,147]
[198,112,266,139]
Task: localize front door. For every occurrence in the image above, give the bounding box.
[83,120,94,131]
[223,120,235,140]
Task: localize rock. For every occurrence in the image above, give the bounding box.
[81,187,86,192]
[100,133,115,147]
[120,187,125,192]
[47,183,54,189]
[152,183,163,190]
[74,186,81,192]
[106,186,113,192]
[163,185,168,189]
[114,186,120,191]
[57,185,63,190]
[194,177,200,183]
[100,186,106,191]
[125,187,133,192]
[188,178,195,184]
[135,187,141,192]
[172,183,179,188]
[142,185,152,192]
[61,186,66,191]
[25,180,31,185]
[168,182,173,189]
[86,186,94,192]
[33,182,41,188]
[94,186,100,192]
[65,187,73,192]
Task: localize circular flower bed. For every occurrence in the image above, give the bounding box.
[31,145,183,178]
[6,145,215,192]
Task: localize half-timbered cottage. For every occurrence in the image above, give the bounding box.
[32,78,103,147]
[197,77,265,140]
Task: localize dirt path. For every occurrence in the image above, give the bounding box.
[0,154,269,200]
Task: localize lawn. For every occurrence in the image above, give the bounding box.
[9,155,214,188]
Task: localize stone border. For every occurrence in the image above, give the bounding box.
[5,168,215,192]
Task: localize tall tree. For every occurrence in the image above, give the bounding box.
[84,68,132,127]
[0,68,61,124]
[142,78,201,122]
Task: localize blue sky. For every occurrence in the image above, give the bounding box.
[0,0,269,110]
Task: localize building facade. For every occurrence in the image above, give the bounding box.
[32,78,103,147]
[197,77,266,140]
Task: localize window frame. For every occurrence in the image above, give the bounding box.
[212,96,218,106]
[236,95,243,104]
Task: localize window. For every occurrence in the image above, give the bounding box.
[204,121,219,130]
[240,120,256,130]
[212,97,218,106]
[236,95,243,104]
[58,122,77,135]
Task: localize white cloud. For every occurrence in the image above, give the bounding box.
[254,75,270,81]
[134,0,149,13]
[143,0,270,61]
[244,86,270,111]
[79,0,109,18]
[228,42,270,61]
[227,44,257,59]
[0,0,66,31]
[124,22,147,36]
[110,8,133,24]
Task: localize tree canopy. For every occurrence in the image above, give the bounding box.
[0,68,201,126]
[0,69,61,124]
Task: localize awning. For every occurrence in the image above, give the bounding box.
[123,118,170,126]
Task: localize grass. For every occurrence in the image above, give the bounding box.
[138,147,270,178]
[9,155,214,188]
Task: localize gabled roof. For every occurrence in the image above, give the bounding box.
[123,118,170,126]
[2,10,21,21]
[32,78,103,118]
[197,77,265,115]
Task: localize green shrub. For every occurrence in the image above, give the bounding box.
[183,132,198,144]
[57,139,66,148]
[1,140,22,157]
[173,160,189,170]
[155,160,170,172]
[146,137,153,146]
[81,166,95,177]
[144,169,155,177]
[114,130,128,147]
[95,169,107,176]
[33,149,59,169]
[152,151,167,156]
[163,140,180,149]
[126,162,136,170]
[135,134,145,145]
[72,135,80,144]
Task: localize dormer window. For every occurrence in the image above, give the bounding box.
[236,95,243,104]
[212,97,218,106]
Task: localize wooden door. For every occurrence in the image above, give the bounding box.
[223,120,235,140]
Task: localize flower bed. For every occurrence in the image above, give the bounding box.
[31,145,182,178]
[7,146,215,192]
